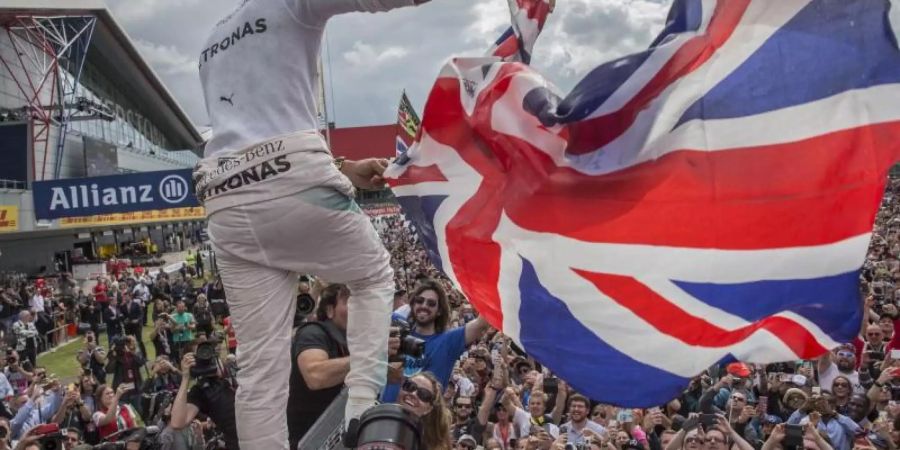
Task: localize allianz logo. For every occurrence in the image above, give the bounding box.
[49,175,189,210]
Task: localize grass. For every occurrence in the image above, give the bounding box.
[37,324,160,383]
[37,275,214,383]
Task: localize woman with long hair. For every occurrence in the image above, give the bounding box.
[397,372,452,450]
[91,384,142,440]
[831,375,853,413]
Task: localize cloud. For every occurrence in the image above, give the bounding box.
[105,0,204,24]
[134,39,197,76]
[343,42,410,71]
[533,0,672,83]
[105,0,674,130]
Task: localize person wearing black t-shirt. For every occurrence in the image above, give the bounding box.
[171,350,238,450]
[287,284,399,449]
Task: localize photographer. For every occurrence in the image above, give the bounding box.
[286,283,400,448]
[76,331,108,384]
[382,280,490,402]
[169,348,238,450]
[105,336,145,412]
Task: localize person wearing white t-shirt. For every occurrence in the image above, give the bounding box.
[818,345,864,394]
[193,0,437,448]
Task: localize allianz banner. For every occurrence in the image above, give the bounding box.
[33,169,200,220]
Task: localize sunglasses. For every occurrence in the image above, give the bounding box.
[837,351,855,358]
[412,296,438,308]
[685,437,703,445]
[706,438,727,445]
[401,379,435,404]
[459,444,475,450]
[731,396,746,402]
[457,403,473,409]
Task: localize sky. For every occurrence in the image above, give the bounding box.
[103,0,673,130]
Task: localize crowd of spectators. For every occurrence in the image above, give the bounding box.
[0,173,895,449]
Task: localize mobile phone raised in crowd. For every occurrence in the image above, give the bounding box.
[699,414,717,430]
[757,396,768,415]
[120,383,135,391]
[812,386,821,395]
[891,349,900,360]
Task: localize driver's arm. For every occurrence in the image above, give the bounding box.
[293,0,430,29]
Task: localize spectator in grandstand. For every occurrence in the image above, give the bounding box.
[192,294,214,338]
[121,293,146,357]
[152,314,174,359]
[170,300,195,364]
[92,383,142,440]
[51,385,92,442]
[206,277,228,321]
[382,280,490,402]
[102,296,124,347]
[76,331,107,384]
[396,372,452,450]
[11,311,38,368]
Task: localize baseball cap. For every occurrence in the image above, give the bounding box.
[727,362,751,378]
[458,434,477,445]
[624,439,644,450]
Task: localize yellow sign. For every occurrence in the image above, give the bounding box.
[0,206,18,232]
[59,207,206,228]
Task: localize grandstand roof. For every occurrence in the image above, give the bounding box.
[0,0,203,152]
[329,124,397,160]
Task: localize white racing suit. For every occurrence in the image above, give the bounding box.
[193,131,394,450]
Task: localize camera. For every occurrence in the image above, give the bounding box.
[295,293,316,327]
[112,335,127,355]
[390,318,425,362]
[783,424,804,450]
[190,341,220,378]
[543,377,559,395]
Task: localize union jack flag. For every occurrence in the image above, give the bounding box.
[385,0,900,406]
[487,0,553,63]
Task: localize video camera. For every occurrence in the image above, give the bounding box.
[295,293,315,327]
[190,340,220,378]
[390,318,425,362]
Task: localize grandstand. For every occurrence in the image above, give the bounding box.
[0,0,204,273]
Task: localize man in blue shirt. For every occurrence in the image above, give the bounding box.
[786,391,859,450]
[383,280,490,402]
